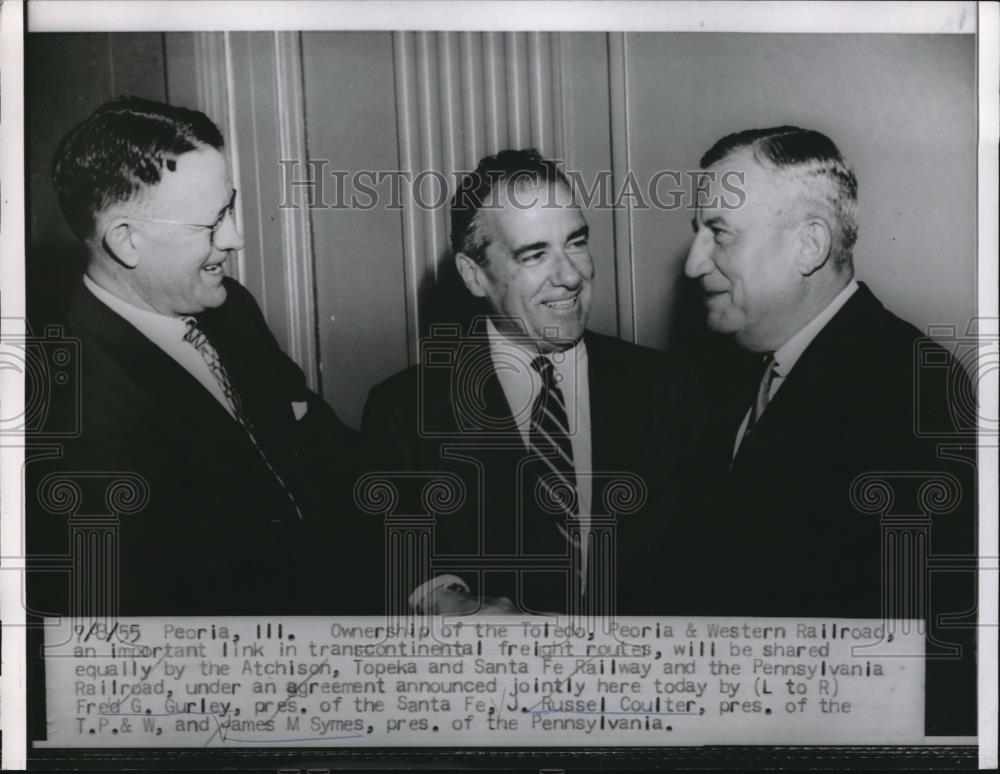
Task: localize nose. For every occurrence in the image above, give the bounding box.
[213,209,244,252]
[684,228,712,279]
[553,247,591,288]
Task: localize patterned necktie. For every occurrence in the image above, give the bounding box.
[528,356,579,545]
[182,317,304,520]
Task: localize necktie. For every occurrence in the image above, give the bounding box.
[745,354,777,439]
[528,356,579,546]
[182,317,304,521]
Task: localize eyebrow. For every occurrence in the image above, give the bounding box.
[212,189,237,223]
[691,214,727,232]
[511,240,549,261]
[510,224,590,260]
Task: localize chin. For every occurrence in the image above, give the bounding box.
[200,285,229,310]
[706,309,742,336]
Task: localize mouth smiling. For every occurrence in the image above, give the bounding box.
[202,262,225,276]
[542,294,580,311]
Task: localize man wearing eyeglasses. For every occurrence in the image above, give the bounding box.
[30,97,375,616]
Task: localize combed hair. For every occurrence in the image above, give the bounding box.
[52,96,224,240]
[701,126,858,267]
[450,148,570,265]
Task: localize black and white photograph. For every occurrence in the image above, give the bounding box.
[1,1,996,770]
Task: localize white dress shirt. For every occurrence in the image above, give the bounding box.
[82,275,235,417]
[410,322,597,608]
[486,318,594,520]
[733,279,859,458]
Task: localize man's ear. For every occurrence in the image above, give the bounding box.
[795,217,832,276]
[455,252,488,298]
[101,219,140,269]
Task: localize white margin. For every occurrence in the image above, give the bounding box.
[0,0,28,770]
[977,2,999,768]
[26,0,976,34]
[5,0,996,766]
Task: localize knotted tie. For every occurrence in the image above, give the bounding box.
[182,317,303,520]
[528,356,579,548]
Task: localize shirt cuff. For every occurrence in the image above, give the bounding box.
[408,574,469,612]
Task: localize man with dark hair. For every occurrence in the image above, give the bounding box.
[684,126,976,734]
[362,148,705,616]
[30,97,374,616]
[449,149,573,268]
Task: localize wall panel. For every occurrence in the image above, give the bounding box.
[560,33,617,340]
[302,31,408,428]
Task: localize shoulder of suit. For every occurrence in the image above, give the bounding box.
[369,331,698,404]
[200,277,271,336]
[813,284,974,405]
[584,329,692,376]
[842,284,937,362]
[367,362,424,405]
[585,329,655,358]
[220,276,260,312]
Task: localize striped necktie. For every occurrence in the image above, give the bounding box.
[528,355,579,544]
[182,317,304,521]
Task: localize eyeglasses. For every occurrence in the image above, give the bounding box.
[126,189,238,247]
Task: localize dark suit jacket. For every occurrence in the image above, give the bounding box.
[361,326,706,615]
[687,283,977,735]
[28,277,378,617]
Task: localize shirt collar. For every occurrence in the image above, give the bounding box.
[484,317,586,380]
[485,317,588,441]
[772,279,859,377]
[83,274,190,348]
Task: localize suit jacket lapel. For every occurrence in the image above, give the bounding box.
[446,338,522,439]
[69,283,247,437]
[731,284,882,469]
[584,332,616,474]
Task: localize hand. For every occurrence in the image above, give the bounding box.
[423,588,516,615]
[475,595,516,615]
[425,586,479,614]
[409,574,518,615]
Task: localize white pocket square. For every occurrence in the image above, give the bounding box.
[292,401,309,420]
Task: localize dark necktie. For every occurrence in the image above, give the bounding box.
[528,356,578,545]
[183,317,304,520]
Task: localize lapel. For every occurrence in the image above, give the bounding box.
[731,283,883,469]
[68,283,249,442]
[583,331,617,473]
[443,335,523,439]
[454,329,606,451]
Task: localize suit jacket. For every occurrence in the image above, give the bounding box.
[687,283,976,735]
[28,277,379,617]
[361,326,706,615]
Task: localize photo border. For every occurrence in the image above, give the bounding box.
[2,1,996,770]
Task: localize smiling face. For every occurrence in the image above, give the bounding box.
[123,145,242,317]
[685,151,807,352]
[457,181,594,352]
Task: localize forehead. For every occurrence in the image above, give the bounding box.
[140,145,231,216]
[697,150,785,223]
[484,181,584,243]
